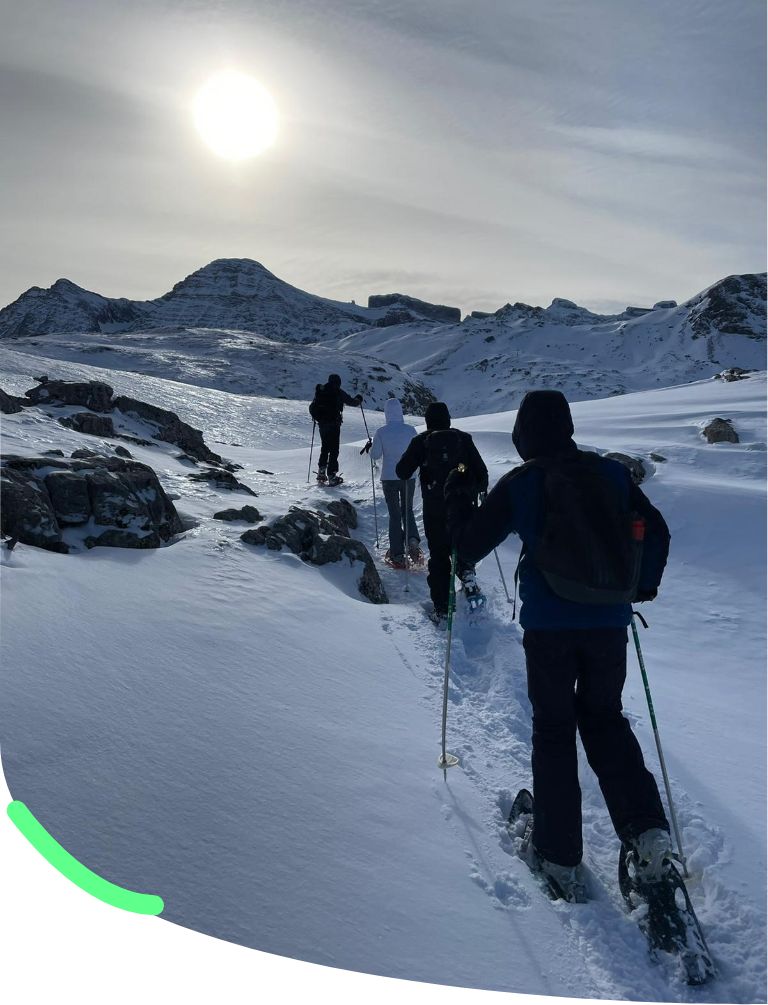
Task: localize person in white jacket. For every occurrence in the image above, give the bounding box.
[364,398,423,568]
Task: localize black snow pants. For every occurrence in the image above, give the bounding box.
[523,627,668,867]
[317,420,342,476]
[423,496,473,614]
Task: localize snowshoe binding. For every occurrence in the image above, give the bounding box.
[508,789,589,904]
[408,542,425,568]
[618,839,716,986]
[316,467,328,485]
[326,474,344,487]
[427,606,448,630]
[460,571,486,611]
[384,550,408,570]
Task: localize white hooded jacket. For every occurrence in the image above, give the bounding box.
[370,398,419,481]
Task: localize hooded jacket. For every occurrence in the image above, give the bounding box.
[447,390,670,630]
[370,398,419,481]
[395,401,488,500]
[309,373,361,424]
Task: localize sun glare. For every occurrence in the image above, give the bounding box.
[193,70,278,161]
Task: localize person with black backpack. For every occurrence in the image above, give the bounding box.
[395,401,488,625]
[444,389,672,904]
[309,374,363,486]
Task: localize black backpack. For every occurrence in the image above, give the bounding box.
[526,451,644,605]
[421,430,467,496]
[309,384,340,423]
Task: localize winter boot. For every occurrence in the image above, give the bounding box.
[460,570,486,611]
[520,839,589,904]
[327,473,343,487]
[317,465,328,485]
[428,606,448,629]
[626,828,674,884]
[408,541,424,566]
[385,550,407,570]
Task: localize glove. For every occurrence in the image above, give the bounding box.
[360,439,372,455]
[634,588,657,603]
[353,394,363,406]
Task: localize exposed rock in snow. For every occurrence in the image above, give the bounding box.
[112,395,223,465]
[0,387,25,413]
[653,300,678,309]
[326,498,357,530]
[25,377,114,412]
[702,417,739,443]
[213,505,262,523]
[686,273,766,340]
[367,293,460,324]
[0,454,183,551]
[242,504,386,604]
[188,468,257,495]
[58,412,115,437]
[715,367,754,382]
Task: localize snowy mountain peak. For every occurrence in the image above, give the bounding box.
[162,259,280,299]
[684,272,766,340]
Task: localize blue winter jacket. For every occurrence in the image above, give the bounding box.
[452,456,669,630]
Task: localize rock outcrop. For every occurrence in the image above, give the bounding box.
[0,455,183,552]
[241,504,386,604]
[213,505,262,523]
[59,412,116,437]
[25,377,114,412]
[368,294,461,325]
[702,418,739,444]
[112,396,223,464]
[0,388,26,413]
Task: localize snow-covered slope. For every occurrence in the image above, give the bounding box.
[1,328,435,414]
[1,341,765,1002]
[2,263,763,418]
[335,273,767,415]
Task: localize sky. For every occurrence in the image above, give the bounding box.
[0,0,765,315]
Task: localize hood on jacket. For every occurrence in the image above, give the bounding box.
[327,373,342,388]
[425,401,451,431]
[512,390,576,461]
[384,398,404,423]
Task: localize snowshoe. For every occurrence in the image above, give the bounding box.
[508,789,589,904]
[316,468,328,485]
[618,841,716,986]
[427,606,448,630]
[384,550,408,570]
[408,543,425,567]
[460,572,487,612]
[327,474,344,487]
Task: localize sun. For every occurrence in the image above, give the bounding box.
[193,70,278,161]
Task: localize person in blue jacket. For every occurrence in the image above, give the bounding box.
[445,389,672,901]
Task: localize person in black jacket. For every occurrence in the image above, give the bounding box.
[396,401,488,622]
[444,389,672,903]
[309,374,363,485]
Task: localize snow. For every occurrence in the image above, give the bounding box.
[0,344,765,1001]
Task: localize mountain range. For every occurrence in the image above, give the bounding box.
[0,260,764,416]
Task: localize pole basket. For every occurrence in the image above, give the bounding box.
[438,753,459,769]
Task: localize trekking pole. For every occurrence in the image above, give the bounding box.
[359,404,379,547]
[307,421,316,484]
[438,549,460,770]
[493,549,513,603]
[631,610,688,878]
[478,491,512,605]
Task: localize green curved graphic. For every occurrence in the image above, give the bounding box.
[7,800,164,915]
